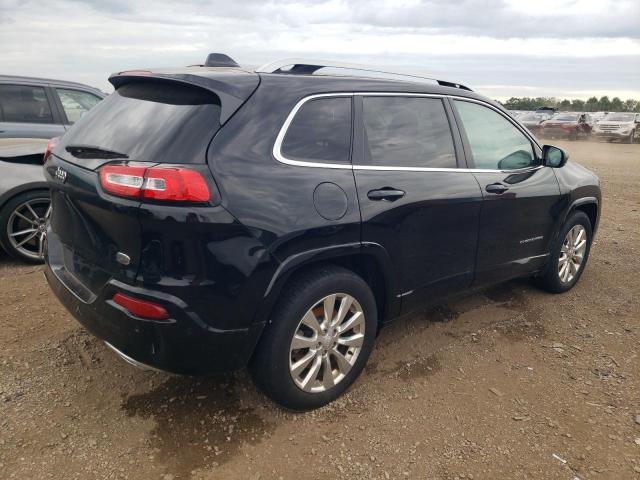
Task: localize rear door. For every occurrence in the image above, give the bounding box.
[0,83,65,139]
[52,87,103,126]
[353,94,483,314]
[451,99,561,284]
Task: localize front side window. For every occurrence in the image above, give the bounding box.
[362,96,457,168]
[454,100,536,170]
[56,88,101,123]
[0,84,54,124]
[281,97,352,164]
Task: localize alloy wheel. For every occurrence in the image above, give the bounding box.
[558,225,587,284]
[289,293,365,393]
[7,198,51,261]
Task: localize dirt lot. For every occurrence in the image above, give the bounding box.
[1,140,639,480]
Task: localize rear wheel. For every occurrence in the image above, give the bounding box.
[536,211,592,293]
[249,265,377,410]
[0,190,50,263]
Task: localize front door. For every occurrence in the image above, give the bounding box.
[451,99,562,284]
[353,95,483,314]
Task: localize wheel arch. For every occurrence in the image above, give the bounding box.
[0,182,49,211]
[254,242,400,330]
[567,197,599,234]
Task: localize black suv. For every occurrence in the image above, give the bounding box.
[43,55,601,410]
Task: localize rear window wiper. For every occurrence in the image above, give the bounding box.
[65,145,129,159]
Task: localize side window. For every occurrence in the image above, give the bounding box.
[281,97,352,164]
[0,84,54,124]
[56,88,102,124]
[362,97,456,168]
[454,100,537,170]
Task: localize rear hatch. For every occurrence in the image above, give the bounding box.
[45,71,258,296]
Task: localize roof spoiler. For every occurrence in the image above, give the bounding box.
[108,69,258,124]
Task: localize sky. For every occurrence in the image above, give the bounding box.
[1,0,639,101]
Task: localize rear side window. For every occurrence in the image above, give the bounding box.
[56,88,101,124]
[59,81,221,164]
[362,97,456,169]
[281,97,352,164]
[454,100,536,170]
[0,84,54,124]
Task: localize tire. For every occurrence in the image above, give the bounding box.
[249,265,378,411]
[536,211,592,293]
[0,190,50,264]
[627,131,635,144]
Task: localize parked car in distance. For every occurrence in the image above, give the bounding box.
[539,112,593,140]
[43,55,601,410]
[593,112,640,143]
[0,75,105,140]
[518,112,553,135]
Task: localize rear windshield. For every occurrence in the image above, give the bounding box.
[59,81,221,164]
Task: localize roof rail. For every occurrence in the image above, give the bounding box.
[255,58,472,91]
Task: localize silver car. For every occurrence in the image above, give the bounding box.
[0,76,105,262]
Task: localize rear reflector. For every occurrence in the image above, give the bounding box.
[43,136,60,163]
[99,164,210,202]
[112,292,170,321]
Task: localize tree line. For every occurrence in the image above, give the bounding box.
[500,96,639,112]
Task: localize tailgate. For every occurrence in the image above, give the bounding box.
[45,155,143,294]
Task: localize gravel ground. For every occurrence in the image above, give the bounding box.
[1,140,639,480]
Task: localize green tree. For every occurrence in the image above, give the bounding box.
[571,99,585,111]
[585,97,599,112]
[598,96,611,111]
[624,99,638,112]
[610,97,623,111]
[559,99,571,110]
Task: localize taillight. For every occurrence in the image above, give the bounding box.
[112,292,170,321]
[99,165,210,202]
[43,137,60,163]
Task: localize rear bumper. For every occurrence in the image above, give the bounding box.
[44,256,265,375]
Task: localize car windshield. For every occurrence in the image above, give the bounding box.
[552,114,578,121]
[520,114,545,121]
[603,113,635,122]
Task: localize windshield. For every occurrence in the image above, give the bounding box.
[552,114,578,122]
[603,113,635,122]
[59,81,221,164]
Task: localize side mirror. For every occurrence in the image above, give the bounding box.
[542,145,568,168]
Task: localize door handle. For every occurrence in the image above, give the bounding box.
[367,188,406,201]
[485,183,509,194]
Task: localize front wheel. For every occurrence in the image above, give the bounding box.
[0,190,51,263]
[249,265,377,410]
[536,211,592,293]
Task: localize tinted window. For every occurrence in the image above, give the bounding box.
[281,97,352,164]
[58,81,221,164]
[0,84,54,124]
[363,97,456,168]
[56,88,101,124]
[454,100,536,170]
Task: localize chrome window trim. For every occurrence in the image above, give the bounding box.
[273,92,543,174]
[273,93,354,170]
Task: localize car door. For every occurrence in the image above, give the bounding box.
[0,83,65,139]
[450,98,562,285]
[353,94,483,314]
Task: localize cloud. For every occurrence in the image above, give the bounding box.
[0,0,638,98]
